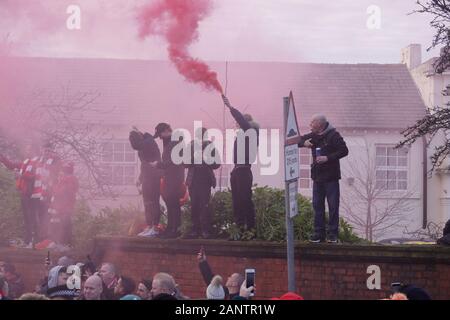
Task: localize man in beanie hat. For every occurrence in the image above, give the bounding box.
[222,95,260,238]
[150,123,185,239]
[206,275,226,300]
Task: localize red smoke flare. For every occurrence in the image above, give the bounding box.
[137,0,223,93]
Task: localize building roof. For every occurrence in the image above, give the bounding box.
[0,57,426,133]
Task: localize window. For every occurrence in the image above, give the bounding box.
[100,141,137,186]
[375,146,408,190]
[299,148,312,189]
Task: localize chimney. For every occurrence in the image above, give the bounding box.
[401,44,422,69]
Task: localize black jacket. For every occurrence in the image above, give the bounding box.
[298,123,348,182]
[129,131,162,182]
[185,140,220,189]
[157,137,185,187]
[229,107,259,166]
[198,260,231,299]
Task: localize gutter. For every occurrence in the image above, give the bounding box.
[422,136,428,229]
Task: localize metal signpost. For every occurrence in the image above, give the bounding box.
[283,92,300,292]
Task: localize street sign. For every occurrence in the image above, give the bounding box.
[288,180,299,218]
[283,93,299,293]
[285,91,300,145]
[284,144,299,182]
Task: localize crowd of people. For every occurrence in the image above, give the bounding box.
[0,247,432,301]
[0,142,79,251]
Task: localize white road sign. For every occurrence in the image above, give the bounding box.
[285,144,299,182]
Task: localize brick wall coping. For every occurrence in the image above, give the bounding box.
[92,237,450,264]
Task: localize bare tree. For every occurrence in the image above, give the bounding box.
[398,1,450,169]
[341,142,415,241]
[413,0,450,74]
[403,221,444,241]
[0,85,116,198]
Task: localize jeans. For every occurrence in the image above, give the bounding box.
[312,180,340,238]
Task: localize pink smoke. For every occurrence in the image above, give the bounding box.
[137,0,223,93]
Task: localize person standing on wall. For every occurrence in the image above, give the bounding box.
[222,95,260,239]
[129,127,163,237]
[297,114,348,243]
[183,127,220,239]
[0,144,39,248]
[150,123,185,239]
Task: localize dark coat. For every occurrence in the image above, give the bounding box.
[185,140,220,189]
[129,131,162,182]
[298,123,349,182]
[229,107,259,166]
[157,138,185,189]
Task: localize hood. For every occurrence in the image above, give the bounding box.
[319,122,335,136]
[47,266,64,289]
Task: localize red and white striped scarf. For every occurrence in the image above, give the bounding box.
[31,156,58,201]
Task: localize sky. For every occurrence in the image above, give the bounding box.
[0,0,441,64]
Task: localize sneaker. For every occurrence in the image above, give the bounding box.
[138,226,151,237]
[23,242,33,249]
[147,227,160,237]
[47,241,57,249]
[35,239,53,250]
[139,227,159,238]
[327,235,338,243]
[309,235,325,243]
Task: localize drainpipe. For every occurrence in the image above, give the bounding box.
[422,136,428,229]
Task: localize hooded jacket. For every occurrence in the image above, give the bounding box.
[185,140,220,189]
[229,107,259,166]
[298,122,349,182]
[47,266,65,290]
[129,131,162,182]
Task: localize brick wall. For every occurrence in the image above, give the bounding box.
[1,238,449,299]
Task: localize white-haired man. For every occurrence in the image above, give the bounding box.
[298,114,348,243]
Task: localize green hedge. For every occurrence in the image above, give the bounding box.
[0,176,363,250]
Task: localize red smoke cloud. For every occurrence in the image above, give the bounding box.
[137,0,223,93]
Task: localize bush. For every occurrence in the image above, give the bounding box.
[0,174,363,249]
[72,201,144,252]
[182,186,363,243]
[0,168,23,245]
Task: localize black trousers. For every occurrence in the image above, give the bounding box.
[30,199,49,242]
[230,166,255,230]
[189,183,212,234]
[142,177,162,226]
[21,196,35,244]
[162,180,182,234]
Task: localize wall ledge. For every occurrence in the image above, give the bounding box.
[93,237,450,264]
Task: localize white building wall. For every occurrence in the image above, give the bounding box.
[408,54,450,229]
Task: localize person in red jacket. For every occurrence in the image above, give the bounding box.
[0,144,40,247]
[48,162,79,246]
